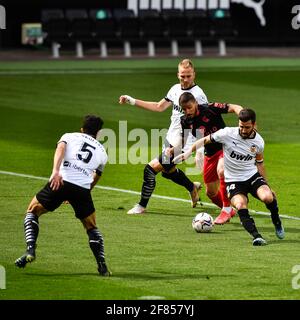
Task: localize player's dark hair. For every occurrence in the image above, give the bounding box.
[239,108,256,123]
[82,115,104,137]
[179,92,196,106]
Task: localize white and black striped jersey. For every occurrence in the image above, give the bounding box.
[211,127,264,182]
[165,84,208,147]
[58,132,108,189]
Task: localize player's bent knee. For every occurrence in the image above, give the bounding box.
[81,213,97,230]
[234,202,247,211]
[206,188,218,199]
[261,194,274,204]
[27,202,47,216]
[148,159,162,172]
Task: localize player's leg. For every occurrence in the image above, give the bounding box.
[255,184,285,239]
[203,152,223,208]
[15,196,48,268]
[69,185,111,276]
[214,156,236,224]
[15,182,65,268]
[81,213,111,277]
[161,164,201,208]
[127,158,161,214]
[158,138,201,207]
[231,193,266,246]
[204,151,230,224]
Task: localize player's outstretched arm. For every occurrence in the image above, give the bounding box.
[119,95,171,112]
[228,103,243,115]
[173,135,211,164]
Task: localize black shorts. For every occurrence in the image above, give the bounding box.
[36,181,95,219]
[226,172,268,200]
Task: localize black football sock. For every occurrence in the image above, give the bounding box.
[139,164,157,208]
[162,168,194,192]
[238,209,262,239]
[266,199,281,227]
[87,228,105,264]
[24,212,39,250]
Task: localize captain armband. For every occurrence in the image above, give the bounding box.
[255,159,264,163]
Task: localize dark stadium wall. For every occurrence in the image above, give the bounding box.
[0,0,127,48]
[0,0,299,48]
[230,0,300,45]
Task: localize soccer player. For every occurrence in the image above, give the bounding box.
[169,92,243,224]
[15,115,111,276]
[174,108,285,246]
[119,59,208,214]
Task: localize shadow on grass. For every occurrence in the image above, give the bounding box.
[24,272,235,281]
[265,239,300,245]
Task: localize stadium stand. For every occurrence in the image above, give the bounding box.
[41,9,69,58]
[66,9,92,58]
[139,9,165,57]
[40,4,237,58]
[89,9,117,58]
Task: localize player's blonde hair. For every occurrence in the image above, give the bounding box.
[178,59,194,70]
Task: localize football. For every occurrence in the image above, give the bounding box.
[192,212,214,233]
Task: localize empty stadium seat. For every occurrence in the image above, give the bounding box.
[185,9,211,56]
[139,10,165,57]
[66,9,91,58]
[41,9,69,58]
[209,9,236,56]
[162,9,187,56]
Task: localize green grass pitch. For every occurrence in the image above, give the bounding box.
[0,58,299,300]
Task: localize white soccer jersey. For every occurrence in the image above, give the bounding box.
[58,132,108,189]
[211,127,265,182]
[165,84,208,147]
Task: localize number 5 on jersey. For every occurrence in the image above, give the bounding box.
[77,142,96,163]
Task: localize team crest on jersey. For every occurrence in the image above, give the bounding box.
[202,116,209,123]
[213,102,226,108]
[250,145,257,153]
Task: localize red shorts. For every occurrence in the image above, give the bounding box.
[203,149,223,184]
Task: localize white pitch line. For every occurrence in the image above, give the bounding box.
[0,169,299,221]
[1,67,300,76]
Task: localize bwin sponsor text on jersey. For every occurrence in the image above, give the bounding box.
[230,150,253,161]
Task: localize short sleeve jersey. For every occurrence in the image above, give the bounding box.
[165,84,208,147]
[211,127,265,182]
[180,103,229,156]
[58,132,108,189]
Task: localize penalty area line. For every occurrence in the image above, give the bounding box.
[0,169,299,221]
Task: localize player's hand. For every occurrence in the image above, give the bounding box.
[165,147,174,157]
[49,171,64,191]
[119,95,136,105]
[172,149,193,164]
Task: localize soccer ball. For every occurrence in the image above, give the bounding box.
[192,212,214,233]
